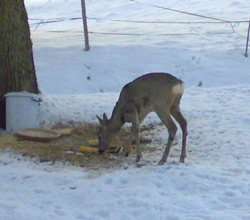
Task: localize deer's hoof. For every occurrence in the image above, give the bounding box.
[179,156,185,163]
[136,155,142,162]
[158,159,166,166]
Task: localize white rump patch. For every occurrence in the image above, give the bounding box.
[172,82,185,94]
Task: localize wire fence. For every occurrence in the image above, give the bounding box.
[29,16,249,31]
[29,17,248,38]
[29,16,249,26]
[28,0,250,54]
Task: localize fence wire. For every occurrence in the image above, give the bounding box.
[130,0,236,23]
[29,16,249,26]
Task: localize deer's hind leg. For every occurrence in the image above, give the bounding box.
[155,108,177,165]
[170,99,187,163]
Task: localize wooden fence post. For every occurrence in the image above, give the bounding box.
[81,0,90,51]
[245,17,250,57]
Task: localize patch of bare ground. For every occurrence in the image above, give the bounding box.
[0,123,166,170]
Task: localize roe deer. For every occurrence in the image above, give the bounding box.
[96,72,187,165]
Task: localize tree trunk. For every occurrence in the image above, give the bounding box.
[0,0,39,128]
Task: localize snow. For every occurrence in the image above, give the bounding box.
[1,0,250,219]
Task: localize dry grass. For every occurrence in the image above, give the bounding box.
[0,123,158,170]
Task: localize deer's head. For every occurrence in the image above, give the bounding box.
[96,113,118,154]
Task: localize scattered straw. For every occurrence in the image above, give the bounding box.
[0,123,159,170]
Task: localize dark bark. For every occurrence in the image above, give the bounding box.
[0,0,39,128]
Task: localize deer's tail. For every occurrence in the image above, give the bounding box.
[172,81,185,95]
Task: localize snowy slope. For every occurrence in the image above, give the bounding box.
[25,0,250,95]
[1,0,250,219]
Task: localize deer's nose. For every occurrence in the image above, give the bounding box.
[99,149,105,154]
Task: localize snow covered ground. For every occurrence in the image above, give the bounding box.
[1,0,250,219]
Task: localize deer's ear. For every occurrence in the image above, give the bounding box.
[96,115,103,126]
[103,113,108,121]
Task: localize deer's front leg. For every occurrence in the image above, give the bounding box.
[135,128,142,162]
[124,105,141,161]
[124,140,131,157]
[124,123,139,159]
[131,114,141,162]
